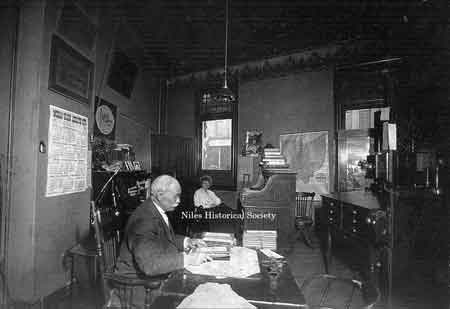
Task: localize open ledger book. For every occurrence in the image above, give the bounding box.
[176,282,256,309]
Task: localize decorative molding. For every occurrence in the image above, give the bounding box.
[167,40,379,88]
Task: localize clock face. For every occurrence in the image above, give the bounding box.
[95,104,115,135]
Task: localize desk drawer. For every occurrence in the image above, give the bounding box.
[342,204,371,237]
[323,197,340,228]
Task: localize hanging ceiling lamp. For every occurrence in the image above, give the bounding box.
[213,0,235,103]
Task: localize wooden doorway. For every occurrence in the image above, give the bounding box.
[0,4,19,306]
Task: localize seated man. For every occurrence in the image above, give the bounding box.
[111,175,210,306]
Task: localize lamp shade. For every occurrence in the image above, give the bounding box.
[212,84,236,103]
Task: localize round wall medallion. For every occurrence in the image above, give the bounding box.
[95,104,115,135]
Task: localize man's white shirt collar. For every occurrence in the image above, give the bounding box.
[153,200,170,227]
[152,199,189,248]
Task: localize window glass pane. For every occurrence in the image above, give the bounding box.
[345,107,390,129]
[202,119,232,170]
[340,135,372,191]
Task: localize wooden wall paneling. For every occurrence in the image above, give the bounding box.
[151,135,196,181]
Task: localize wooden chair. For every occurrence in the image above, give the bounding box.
[295,192,316,248]
[300,274,380,309]
[90,202,167,308]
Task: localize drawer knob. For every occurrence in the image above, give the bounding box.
[352,210,357,214]
[330,202,334,206]
[352,228,357,233]
[352,219,357,223]
[329,210,334,214]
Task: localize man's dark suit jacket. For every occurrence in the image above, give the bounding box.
[115,199,186,276]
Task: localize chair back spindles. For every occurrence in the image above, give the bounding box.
[91,202,122,274]
[91,202,106,272]
[295,192,315,218]
[90,201,165,307]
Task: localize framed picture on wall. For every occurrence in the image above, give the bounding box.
[245,130,263,156]
[48,35,94,104]
[107,50,138,98]
[94,96,117,140]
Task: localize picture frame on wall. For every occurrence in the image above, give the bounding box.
[107,50,138,98]
[48,35,94,104]
[245,130,263,156]
[94,96,117,140]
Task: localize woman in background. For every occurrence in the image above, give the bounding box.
[193,175,240,234]
[194,175,222,209]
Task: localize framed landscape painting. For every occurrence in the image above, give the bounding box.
[48,35,94,104]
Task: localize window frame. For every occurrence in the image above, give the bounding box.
[196,86,238,190]
[333,59,401,191]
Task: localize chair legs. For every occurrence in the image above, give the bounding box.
[144,287,151,309]
[297,226,314,249]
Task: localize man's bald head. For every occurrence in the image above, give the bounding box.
[151,175,181,211]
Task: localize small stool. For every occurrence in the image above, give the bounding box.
[301,274,380,309]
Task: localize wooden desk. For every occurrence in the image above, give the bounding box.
[320,191,388,303]
[240,169,297,249]
[152,252,307,308]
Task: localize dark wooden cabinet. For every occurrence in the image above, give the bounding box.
[322,196,340,229]
[321,192,388,301]
[92,170,149,233]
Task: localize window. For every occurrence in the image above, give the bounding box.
[197,85,238,189]
[201,119,232,170]
[344,107,390,130]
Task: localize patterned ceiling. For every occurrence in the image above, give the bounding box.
[109,0,446,77]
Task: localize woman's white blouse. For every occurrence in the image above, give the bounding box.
[193,188,221,208]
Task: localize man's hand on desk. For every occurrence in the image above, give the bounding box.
[183,252,212,266]
[184,238,207,250]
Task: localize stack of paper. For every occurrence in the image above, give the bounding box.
[202,232,235,246]
[229,247,260,278]
[243,230,277,250]
[185,260,232,277]
[196,246,230,259]
[262,149,289,168]
[177,283,256,309]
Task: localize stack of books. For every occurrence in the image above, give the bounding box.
[199,232,235,260]
[201,232,236,247]
[243,230,277,251]
[262,149,289,168]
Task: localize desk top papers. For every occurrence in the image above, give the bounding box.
[185,247,260,278]
[243,230,277,250]
[260,248,284,259]
[176,282,256,309]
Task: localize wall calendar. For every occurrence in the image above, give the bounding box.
[46,105,88,197]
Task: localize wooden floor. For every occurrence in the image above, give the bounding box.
[285,235,448,309]
[13,232,448,309]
